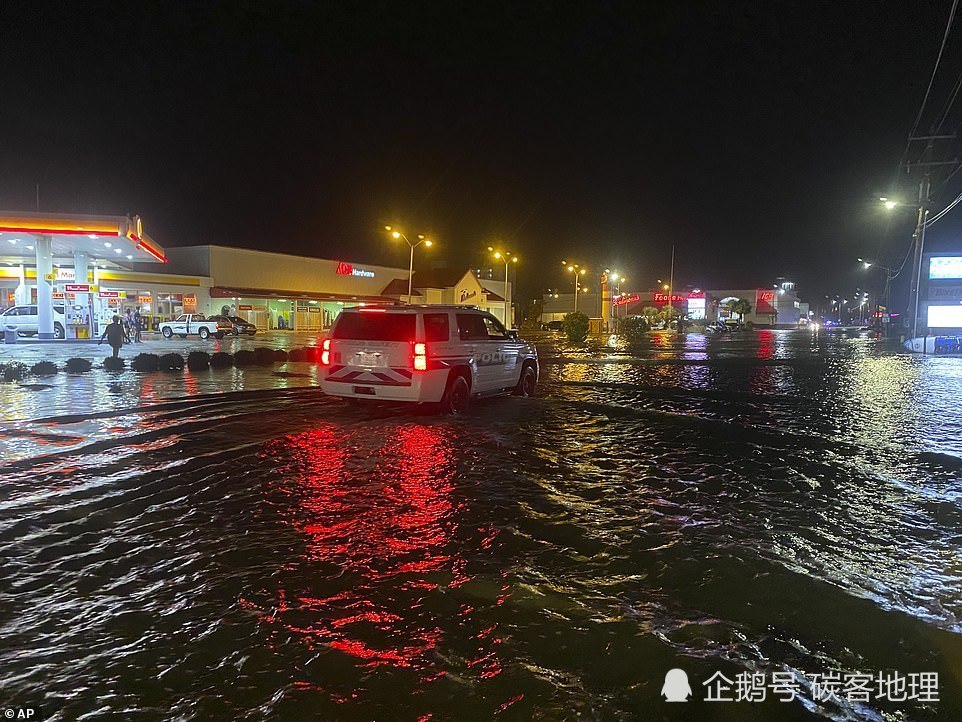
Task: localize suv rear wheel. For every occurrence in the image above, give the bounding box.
[199,327,210,340]
[440,373,470,415]
[54,322,65,339]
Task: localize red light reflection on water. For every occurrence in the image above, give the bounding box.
[256,423,496,682]
[755,330,776,360]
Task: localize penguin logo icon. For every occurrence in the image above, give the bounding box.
[662,668,692,702]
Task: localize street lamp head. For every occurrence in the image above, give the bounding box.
[863,261,871,269]
[567,265,574,272]
[561,259,567,265]
[512,256,518,263]
[663,284,669,290]
[417,234,425,240]
[580,268,587,275]
[392,231,401,239]
[384,225,392,231]
[424,240,433,247]
[488,246,494,252]
[494,251,502,259]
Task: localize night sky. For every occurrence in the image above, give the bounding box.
[3,1,962,306]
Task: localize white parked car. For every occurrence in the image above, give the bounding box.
[1,304,67,339]
[159,313,232,340]
[320,305,538,413]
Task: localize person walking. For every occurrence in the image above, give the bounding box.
[99,315,130,358]
[133,309,143,343]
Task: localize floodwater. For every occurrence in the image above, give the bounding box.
[1,329,961,720]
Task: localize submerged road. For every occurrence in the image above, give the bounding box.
[1,330,961,720]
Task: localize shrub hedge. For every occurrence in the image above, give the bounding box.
[233,350,255,366]
[31,361,59,376]
[209,352,233,368]
[131,353,161,372]
[2,363,27,381]
[187,351,210,371]
[65,358,93,373]
[103,357,125,371]
[159,353,185,371]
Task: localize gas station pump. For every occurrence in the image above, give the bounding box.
[62,284,95,339]
[66,295,94,339]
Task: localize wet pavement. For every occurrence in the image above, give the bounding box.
[1,329,961,720]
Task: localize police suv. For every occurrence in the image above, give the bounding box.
[320,305,538,413]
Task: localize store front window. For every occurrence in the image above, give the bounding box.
[268,299,295,330]
[156,293,184,318]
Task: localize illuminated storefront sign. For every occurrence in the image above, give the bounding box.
[335,262,375,278]
[929,257,962,280]
[654,292,687,302]
[98,291,126,299]
[927,305,962,327]
[64,284,91,293]
[612,293,639,306]
[687,296,706,319]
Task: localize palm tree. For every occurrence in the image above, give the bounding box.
[641,306,661,324]
[726,298,752,322]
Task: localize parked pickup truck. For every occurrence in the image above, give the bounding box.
[159,313,232,340]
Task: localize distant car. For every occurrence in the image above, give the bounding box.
[1,304,67,338]
[159,313,232,340]
[209,315,257,335]
[542,320,564,332]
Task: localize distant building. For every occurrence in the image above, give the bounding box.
[541,282,804,327]
[382,268,510,325]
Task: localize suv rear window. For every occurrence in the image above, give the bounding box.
[424,313,450,342]
[332,311,416,341]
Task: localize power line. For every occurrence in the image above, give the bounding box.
[925,187,962,225]
[898,0,960,170]
[934,66,962,134]
[912,0,959,135]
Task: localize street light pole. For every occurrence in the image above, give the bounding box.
[408,243,415,299]
[489,247,518,328]
[386,226,432,302]
[563,261,587,313]
[667,244,675,323]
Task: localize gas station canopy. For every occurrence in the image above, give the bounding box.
[0,211,166,264]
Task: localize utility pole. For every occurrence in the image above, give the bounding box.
[667,244,675,322]
[903,134,957,339]
[909,173,929,339]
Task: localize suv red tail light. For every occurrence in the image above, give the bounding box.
[413,342,427,371]
[321,338,331,365]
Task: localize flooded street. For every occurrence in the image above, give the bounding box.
[1,330,961,720]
